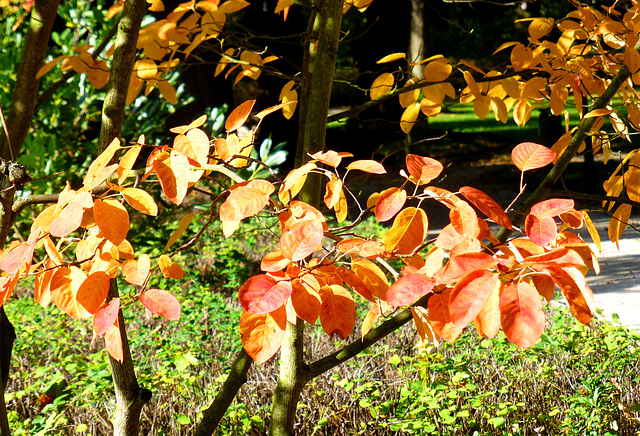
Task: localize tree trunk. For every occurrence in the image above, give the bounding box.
[97,0,149,434]
[269,0,343,434]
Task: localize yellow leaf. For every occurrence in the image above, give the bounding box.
[400,103,420,133]
[581,210,601,254]
[165,213,196,251]
[609,203,632,249]
[83,138,121,189]
[157,80,177,105]
[399,78,419,108]
[218,0,250,14]
[474,95,491,120]
[120,187,158,216]
[136,59,158,79]
[370,73,394,100]
[423,58,451,82]
[384,207,428,255]
[529,17,554,40]
[377,53,406,64]
[463,71,480,97]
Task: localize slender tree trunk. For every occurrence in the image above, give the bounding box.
[0,2,61,434]
[269,0,343,434]
[97,0,149,434]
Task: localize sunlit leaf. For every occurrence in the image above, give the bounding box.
[280,218,324,261]
[511,142,556,172]
[240,306,287,363]
[500,282,545,348]
[377,52,406,63]
[122,254,151,286]
[459,186,512,229]
[290,279,321,324]
[375,187,406,222]
[530,198,574,218]
[370,72,394,100]
[319,285,355,340]
[524,213,557,247]
[385,273,434,307]
[139,288,181,320]
[93,199,129,246]
[427,290,462,342]
[93,298,120,336]
[405,154,443,185]
[449,269,500,329]
[76,271,110,314]
[351,258,389,300]
[384,207,428,255]
[346,160,386,174]
[546,266,595,325]
[473,283,500,338]
[226,100,256,133]
[423,58,451,82]
[239,274,293,314]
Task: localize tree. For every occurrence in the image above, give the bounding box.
[1,0,640,435]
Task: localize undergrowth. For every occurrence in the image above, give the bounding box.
[3,216,640,435]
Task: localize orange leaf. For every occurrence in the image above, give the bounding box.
[119,187,158,216]
[384,207,428,255]
[117,144,142,184]
[158,255,185,279]
[405,154,443,185]
[436,252,497,283]
[449,200,479,238]
[165,212,195,250]
[139,289,181,320]
[173,128,210,165]
[122,254,151,286]
[83,138,121,189]
[411,306,440,345]
[546,266,594,325]
[51,266,91,319]
[511,142,556,172]
[351,258,389,300]
[76,271,110,314]
[473,283,500,339]
[459,186,512,229]
[153,150,190,205]
[530,198,574,218]
[449,269,499,329]
[346,160,386,174]
[375,187,406,222]
[93,298,120,336]
[239,274,293,314]
[609,203,632,248]
[290,279,321,324]
[94,199,130,246]
[532,274,556,303]
[524,214,557,246]
[336,266,375,302]
[220,180,274,222]
[427,289,462,342]
[324,178,343,209]
[499,281,545,348]
[385,273,434,307]
[225,100,256,133]
[105,322,124,363]
[310,150,345,168]
[280,219,324,261]
[319,284,355,340]
[260,251,290,272]
[240,306,287,363]
[49,202,85,238]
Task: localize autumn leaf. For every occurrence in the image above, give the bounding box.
[153,150,191,205]
[122,254,151,286]
[75,271,110,314]
[385,273,434,307]
[94,199,130,246]
[524,213,557,247]
[427,290,462,342]
[93,298,120,336]
[280,218,324,261]
[319,285,355,340]
[449,269,500,329]
[226,100,256,132]
[384,207,428,255]
[220,180,275,223]
[473,283,500,339]
[499,281,545,348]
[239,274,293,314]
[511,142,556,172]
[370,72,394,100]
[459,186,512,229]
[374,187,406,222]
[291,279,321,324]
[351,258,389,300]
[165,212,195,250]
[158,255,185,279]
[346,160,386,174]
[405,154,443,185]
[241,306,287,363]
[139,289,181,320]
[530,198,574,218]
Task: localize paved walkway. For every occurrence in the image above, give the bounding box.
[578,215,640,331]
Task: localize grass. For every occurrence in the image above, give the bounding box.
[2,213,640,435]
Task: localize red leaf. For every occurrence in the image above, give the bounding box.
[239,274,293,314]
[93,298,120,336]
[449,270,500,329]
[105,323,124,363]
[280,218,324,261]
[405,154,443,185]
[524,214,557,246]
[530,198,574,218]
[139,289,181,320]
[240,306,287,364]
[459,186,513,229]
[499,282,545,348]
[225,99,256,133]
[375,187,407,222]
[511,142,556,172]
[346,160,386,174]
[385,273,434,307]
[319,285,355,340]
[336,266,375,302]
